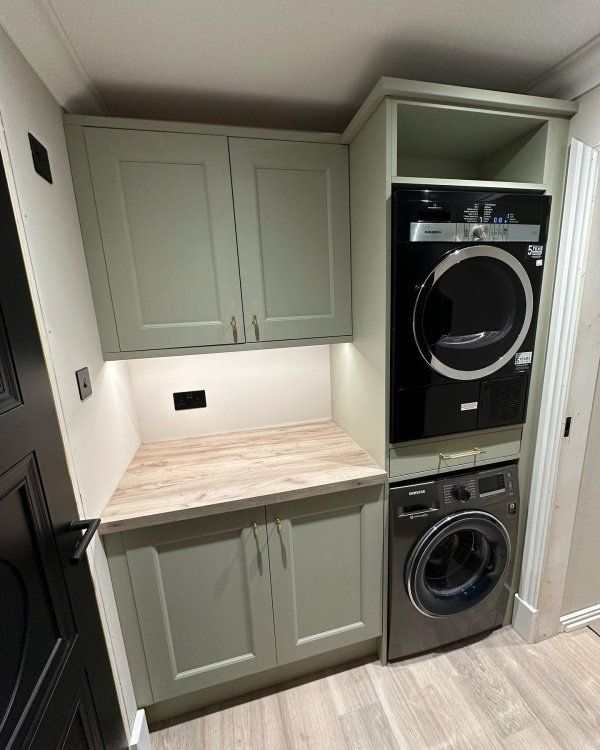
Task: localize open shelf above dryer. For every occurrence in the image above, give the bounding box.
[394,100,549,186]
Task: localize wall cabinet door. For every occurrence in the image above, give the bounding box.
[84,128,244,351]
[122,508,275,701]
[229,138,352,342]
[267,486,383,665]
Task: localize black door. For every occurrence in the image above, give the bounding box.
[405,510,511,617]
[414,245,533,380]
[0,156,126,748]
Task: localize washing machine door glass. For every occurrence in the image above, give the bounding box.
[414,245,533,381]
[405,510,511,617]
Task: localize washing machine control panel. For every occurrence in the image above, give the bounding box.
[441,466,517,506]
[391,464,519,518]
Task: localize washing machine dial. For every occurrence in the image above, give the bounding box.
[452,485,471,503]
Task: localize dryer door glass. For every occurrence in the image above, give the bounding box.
[414,245,533,381]
[405,511,510,617]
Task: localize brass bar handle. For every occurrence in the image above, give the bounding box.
[251,522,259,540]
[251,314,259,341]
[274,517,282,534]
[231,315,238,343]
[439,447,486,461]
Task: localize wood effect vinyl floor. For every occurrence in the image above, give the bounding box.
[150,626,600,750]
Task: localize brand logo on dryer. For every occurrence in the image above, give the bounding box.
[408,489,426,496]
[424,229,443,234]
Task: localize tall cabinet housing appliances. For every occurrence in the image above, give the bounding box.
[390,187,551,443]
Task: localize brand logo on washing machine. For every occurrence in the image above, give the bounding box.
[408,489,426,496]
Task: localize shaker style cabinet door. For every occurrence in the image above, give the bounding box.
[122,509,276,701]
[84,128,244,351]
[229,138,352,342]
[266,486,383,665]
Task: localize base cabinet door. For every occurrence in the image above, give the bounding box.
[123,508,276,701]
[84,127,245,351]
[267,486,383,665]
[229,138,352,342]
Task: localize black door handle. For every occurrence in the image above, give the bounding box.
[70,518,101,564]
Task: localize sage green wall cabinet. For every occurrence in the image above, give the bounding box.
[121,508,276,701]
[229,138,352,341]
[83,128,244,351]
[64,117,352,358]
[267,486,382,664]
[105,487,383,709]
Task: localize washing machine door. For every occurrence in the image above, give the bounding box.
[405,510,511,618]
[414,245,533,380]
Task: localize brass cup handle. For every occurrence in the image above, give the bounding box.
[251,522,259,539]
[231,315,238,343]
[274,517,282,533]
[439,447,486,461]
[251,314,259,341]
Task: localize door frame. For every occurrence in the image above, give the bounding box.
[513,138,599,642]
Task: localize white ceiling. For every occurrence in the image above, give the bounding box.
[25,1,600,131]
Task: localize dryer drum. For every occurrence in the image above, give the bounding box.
[405,510,511,618]
[413,245,533,381]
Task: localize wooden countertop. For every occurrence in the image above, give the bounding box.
[100,421,387,534]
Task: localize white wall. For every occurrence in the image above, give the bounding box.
[0,29,140,518]
[128,346,332,442]
[0,25,141,742]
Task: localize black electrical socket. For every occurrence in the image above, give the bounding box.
[173,390,207,411]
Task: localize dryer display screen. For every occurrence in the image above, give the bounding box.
[479,474,505,497]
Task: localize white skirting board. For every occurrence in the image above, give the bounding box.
[129,710,150,750]
[512,593,539,641]
[560,603,600,632]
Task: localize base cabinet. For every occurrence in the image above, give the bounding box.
[106,487,383,706]
[122,508,275,701]
[267,488,383,664]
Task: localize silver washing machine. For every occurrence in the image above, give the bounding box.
[388,463,519,660]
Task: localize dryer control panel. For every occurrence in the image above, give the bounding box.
[393,186,550,244]
[410,221,541,243]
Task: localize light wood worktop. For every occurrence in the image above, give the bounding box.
[100,421,387,533]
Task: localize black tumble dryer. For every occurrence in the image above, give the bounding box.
[390,186,551,443]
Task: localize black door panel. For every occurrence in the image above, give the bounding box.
[0,152,126,748]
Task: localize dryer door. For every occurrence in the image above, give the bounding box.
[405,510,511,617]
[414,245,533,380]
